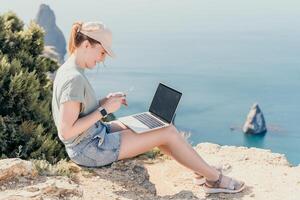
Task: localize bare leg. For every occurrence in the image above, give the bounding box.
[110,121,204,178]
[117,125,219,181]
[158,144,204,178]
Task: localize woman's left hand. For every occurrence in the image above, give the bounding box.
[106,92,126,99]
[99,92,128,107]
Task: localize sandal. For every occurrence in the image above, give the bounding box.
[203,173,245,194]
[193,165,229,186]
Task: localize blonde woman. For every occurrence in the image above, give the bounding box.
[51,21,245,194]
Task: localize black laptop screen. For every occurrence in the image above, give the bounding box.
[149,83,182,123]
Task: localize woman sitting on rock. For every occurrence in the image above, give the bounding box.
[51,21,245,194]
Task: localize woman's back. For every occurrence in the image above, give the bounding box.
[51,55,98,143]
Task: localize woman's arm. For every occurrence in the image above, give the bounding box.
[59,95,126,140]
[59,101,102,140]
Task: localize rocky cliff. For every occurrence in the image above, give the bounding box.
[35,4,66,64]
[0,143,299,200]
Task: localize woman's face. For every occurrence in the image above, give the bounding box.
[83,41,107,68]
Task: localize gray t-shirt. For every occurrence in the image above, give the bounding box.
[52,55,99,145]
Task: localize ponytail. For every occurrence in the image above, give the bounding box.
[68,22,83,54]
[68,21,100,55]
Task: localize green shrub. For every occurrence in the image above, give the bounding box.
[0,12,66,163]
[32,159,75,178]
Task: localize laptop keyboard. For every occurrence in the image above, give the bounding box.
[133,113,165,129]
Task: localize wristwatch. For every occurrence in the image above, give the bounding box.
[98,106,108,118]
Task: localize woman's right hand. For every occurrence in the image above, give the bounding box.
[102,95,127,114]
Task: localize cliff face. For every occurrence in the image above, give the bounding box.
[0,143,299,200]
[35,4,66,64]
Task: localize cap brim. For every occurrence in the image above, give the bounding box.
[102,44,115,58]
[80,30,115,58]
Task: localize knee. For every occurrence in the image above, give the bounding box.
[168,124,179,133]
[165,125,182,141]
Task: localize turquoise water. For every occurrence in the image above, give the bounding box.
[1,0,300,165]
[87,62,300,166]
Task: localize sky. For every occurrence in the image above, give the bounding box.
[1,0,299,70]
[1,0,300,37]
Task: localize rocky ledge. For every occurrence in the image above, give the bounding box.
[0,143,299,200]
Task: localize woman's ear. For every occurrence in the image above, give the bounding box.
[82,40,90,49]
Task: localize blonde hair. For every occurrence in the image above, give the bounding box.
[68,21,100,54]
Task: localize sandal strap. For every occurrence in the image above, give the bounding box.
[205,172,223,188]
[227,177,238,190]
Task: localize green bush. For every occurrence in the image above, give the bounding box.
[0,12,66,163]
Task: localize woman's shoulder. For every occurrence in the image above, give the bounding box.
[54,67,85,87]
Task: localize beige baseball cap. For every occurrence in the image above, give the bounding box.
[79,21,115,57]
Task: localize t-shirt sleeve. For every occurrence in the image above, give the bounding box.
[60,75,85,104]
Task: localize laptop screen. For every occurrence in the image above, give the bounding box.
[149,83,182,123]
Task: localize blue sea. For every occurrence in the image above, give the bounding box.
[1,0,299,165]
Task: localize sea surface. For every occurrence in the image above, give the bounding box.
[1,0,299,165]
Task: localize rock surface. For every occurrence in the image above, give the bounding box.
[243,103,267,134]
[35,4,66,64]
[1,143,299,200]
[0,158,82,200]
[0,158,38,182]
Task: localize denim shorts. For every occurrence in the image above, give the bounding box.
[65,121,122,167]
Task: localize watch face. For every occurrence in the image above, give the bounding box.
[100,108,107,117]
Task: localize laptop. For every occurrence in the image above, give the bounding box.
[118,83,182,134]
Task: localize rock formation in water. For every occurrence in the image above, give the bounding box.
[35,4,66,64]
[243,103,267,134]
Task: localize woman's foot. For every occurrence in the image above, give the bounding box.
[204,173,245,194]
[193,173,207,186]
[193,165,228,186]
